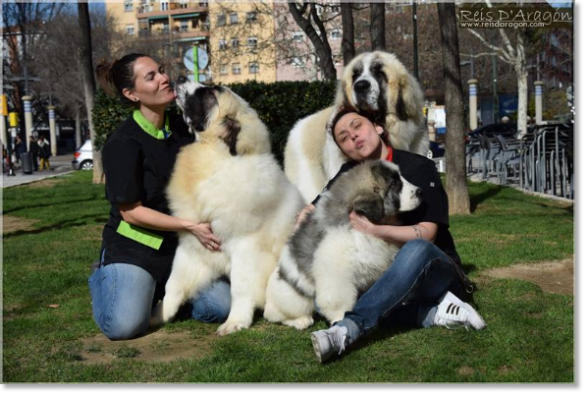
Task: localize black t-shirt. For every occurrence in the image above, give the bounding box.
[100,111,194,281]
[312,149,461,265]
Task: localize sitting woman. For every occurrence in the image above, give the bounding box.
[300,108,486,363]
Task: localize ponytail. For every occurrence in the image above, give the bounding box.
[95,53,149,106]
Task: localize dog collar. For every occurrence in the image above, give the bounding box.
[385,144,394,162]
[133,110,172,140]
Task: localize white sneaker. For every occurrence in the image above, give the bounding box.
[434,291,487,330]
[310,325,348,363]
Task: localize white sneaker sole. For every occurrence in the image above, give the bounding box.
[444,291,487,330]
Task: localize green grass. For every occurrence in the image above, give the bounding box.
[2,172,574,382]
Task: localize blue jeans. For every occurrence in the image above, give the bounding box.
[336,239,468,345]
[89,260,232,340]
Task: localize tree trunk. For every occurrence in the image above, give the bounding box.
[77,3,103,183]
[75,107,82,148]
[370,2,386,51]
[437,2,470,215]
[515,31,528,137]
[288,2,337,81]
[341,3,355,64]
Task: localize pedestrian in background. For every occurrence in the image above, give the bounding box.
[14,135,24,164]
[38,135,51,171]
[29,135,39,171]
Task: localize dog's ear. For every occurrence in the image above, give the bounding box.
[221,116,241,156]
[352,193,384,224]
[371,161,395,186]
[397,73,423,121]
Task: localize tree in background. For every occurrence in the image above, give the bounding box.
[288,1,337,81]
[2,1,65,139]
[340,3,355,64]
[370,2,386,51]
[77,2,102,183]
[437,2,470,215]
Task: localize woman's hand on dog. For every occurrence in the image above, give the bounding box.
[183,220,221,251]
[349,211,377,235]
[295,204,316,229]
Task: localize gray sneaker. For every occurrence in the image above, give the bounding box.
[434,291,487,330]
[310,325,348,363]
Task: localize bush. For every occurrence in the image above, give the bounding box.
[228,80,336,163]
[92,80,337,163]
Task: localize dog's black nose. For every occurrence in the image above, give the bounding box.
[176,75,187,85]
[354,80,371,93]
[415,188,422,198]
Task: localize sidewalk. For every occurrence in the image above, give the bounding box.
[2,154,76,188]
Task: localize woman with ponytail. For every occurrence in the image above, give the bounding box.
[90,54,230,340]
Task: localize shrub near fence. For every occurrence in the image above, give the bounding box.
[92,80,337,164]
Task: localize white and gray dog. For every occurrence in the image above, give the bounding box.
[264,160,422,329]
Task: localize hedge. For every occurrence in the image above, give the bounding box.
[92,80,337,163]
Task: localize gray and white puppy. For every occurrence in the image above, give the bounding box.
[264,160,421,329]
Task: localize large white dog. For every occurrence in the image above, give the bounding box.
[151,80,304,335]
[284,51,429,203]
[264,160,422,329]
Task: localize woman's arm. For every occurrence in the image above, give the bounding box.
[119,202,221,251]
[349,211,438,247]
[295,203,316,229]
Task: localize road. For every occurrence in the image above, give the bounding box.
[2,153,78,188]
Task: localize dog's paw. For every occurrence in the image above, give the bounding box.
[216,321,248,336]
[283,316,314,330]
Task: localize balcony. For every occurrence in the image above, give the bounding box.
[136,2,208,20]
[137,28,209,42]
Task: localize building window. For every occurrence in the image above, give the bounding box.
[292,31,304,42]
[248,36,257,49]
[230,12,238,24]
[231,38,239,49]
[232,63,241,75]
[249,62,259,74]
[246,12,257,22]
[330,30,341,40]
[218,39,227,50]
[161,0,169,11]
[199,1,208,6]
[124,0,133,12]
[220,64,228,75]
[179,0,189,9]
[126,24,135,35]
[217,14,226,26]
[181,20,189,32]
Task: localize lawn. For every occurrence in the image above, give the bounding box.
[1,171,574,383]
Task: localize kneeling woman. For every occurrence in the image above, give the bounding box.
[90,54,227,340]
[304,108,487,362]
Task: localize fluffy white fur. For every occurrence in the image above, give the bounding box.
[264,161,421,329]
[151,83,304,335]
[284,51,429,203]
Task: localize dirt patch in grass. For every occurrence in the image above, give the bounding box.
[483,257,574,296]
[78,224,103,242]
[26,178,64,189]
[79,330,216,364]
[2,215,39,234]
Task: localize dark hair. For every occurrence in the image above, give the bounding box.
[327,106,389,144]
[96,53,150,105]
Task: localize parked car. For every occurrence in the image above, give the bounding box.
[427,141,445,159]
[72,139,93,170]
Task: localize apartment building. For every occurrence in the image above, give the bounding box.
[208,1,277,84]
[107,0,211,80]
[107,0,280,84]
[107,1,349,83]
[273,2,343,82]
